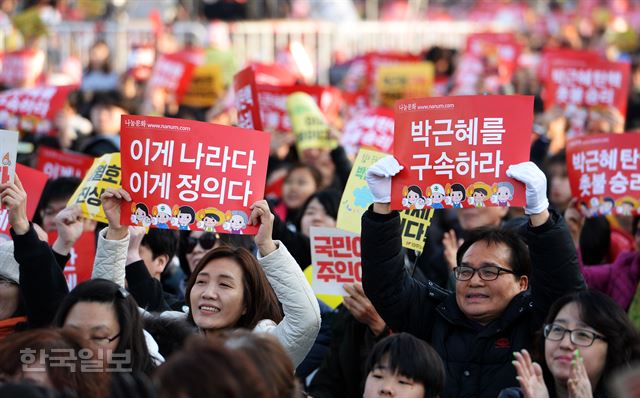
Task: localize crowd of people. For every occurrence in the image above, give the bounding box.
[1,1,640,398]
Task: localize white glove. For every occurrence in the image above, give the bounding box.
[506,161,549,215]
[365,156,403,203]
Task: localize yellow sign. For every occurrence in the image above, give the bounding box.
[399,208,434,252]
[11,7,47,40]
[286,92,336,154]
[67,153,121,223]
[375,62,434,108]
[304,265,343,309]
[181,65,224,108]
[336,149,387,234]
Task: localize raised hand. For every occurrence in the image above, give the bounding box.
[513,349,550,398]
[249,200,276,256]
[343,283,387,336]
[442,229,463,271]
[52,205,84,255]
[0,174,29,235]
[101,188,132,240]
[567,350,593,398]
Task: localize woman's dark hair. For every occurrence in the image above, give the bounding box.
[185,247,283,330]
[154,336,273,398]
[456,227,531,277]
[365,333,445,398]
[52,279,155,375]
[212,330,300,398]
[473,187,488,196]
[579,217,610,265]
[537,290,640,396]
[178,206,196,224]
[296,189,341,230]
[0,328,109,397]
[86,40,112,74]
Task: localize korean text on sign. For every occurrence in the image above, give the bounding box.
[566,133,640,218]
[391,95,532,211]
[67,153,121,223]
[120,115,270,235]
[310,227,362,296]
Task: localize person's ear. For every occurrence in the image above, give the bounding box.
[518,275,529,291]
[154,254,170,275]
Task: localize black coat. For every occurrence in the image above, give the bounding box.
[361,208,585,398]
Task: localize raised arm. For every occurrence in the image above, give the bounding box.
[251,200,321,368]
[506,162,585,319]
[91,188,130,287]
[2,174,69,328]
[361,156,447,340]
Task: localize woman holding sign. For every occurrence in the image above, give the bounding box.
[95,189,321,368]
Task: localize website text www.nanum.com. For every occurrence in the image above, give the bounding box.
[416,103,455,110]
[146,122,191,132]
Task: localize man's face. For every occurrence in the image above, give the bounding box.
[473,191,486,203]
[455,241,528,325]
[157,212,171,223]
[432,192,444,203]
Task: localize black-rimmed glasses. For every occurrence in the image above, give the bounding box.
[543,323,606,347]
[453,265,515,281]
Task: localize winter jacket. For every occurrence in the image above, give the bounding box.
[580,251,640,310]
[12,224,70,328]
[361,208,585,398]
[93,230,321,368]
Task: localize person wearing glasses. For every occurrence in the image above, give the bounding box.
[505,290,640,398]
[361,156,585,398]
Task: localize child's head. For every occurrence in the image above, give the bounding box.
[363,333,445,398]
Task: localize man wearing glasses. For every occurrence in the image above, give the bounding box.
[361,157,585,398]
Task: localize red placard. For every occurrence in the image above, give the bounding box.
[543,58,630,137]
[48,231,96,290]
[257,84,341,133]
[147,53,197,102]
[538,48,601,81]
[36,147,94,179]
[391,95,532,210]
[0,163,49,239]
[566,133,640,217]
[249,62,299,86]
[0,85,77,135]
[120,115,271,234]
[233,66,263,131]
[341,108,394,156]
[0,49,45,88]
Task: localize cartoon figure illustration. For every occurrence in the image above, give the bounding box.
[426,183,446,209]
[223,210,249,234]
[401,185,427,210]
[130,202,152,227]
[615,197,640,216]
[1,152,11,184]
[466,182,492,208]
[196,207,227,232]
[491,182,515,207]
[445,183,466,208]
[171,205,196,231]
[598,197,615,216]
[152,204,173,229]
